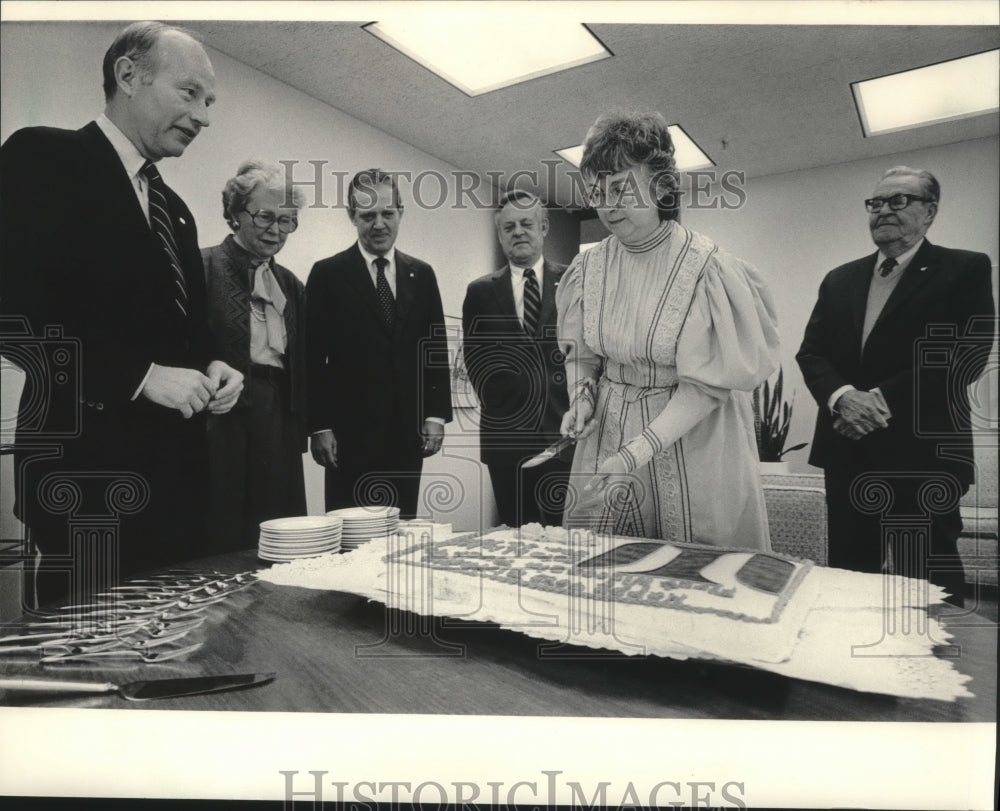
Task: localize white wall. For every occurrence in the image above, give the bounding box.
[683,136,1000,471]
[0,21,501,536]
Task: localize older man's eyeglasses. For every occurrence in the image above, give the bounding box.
[864,194,934,213]
[244,208,299,233]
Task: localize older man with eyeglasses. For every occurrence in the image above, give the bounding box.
[797,166,995,606]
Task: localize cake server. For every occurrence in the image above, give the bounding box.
[0,671,275,700]
[522,435,575,468]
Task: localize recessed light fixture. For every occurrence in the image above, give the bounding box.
[556,125,714,172]
[363,20,610,97]
[852,49,1000,136]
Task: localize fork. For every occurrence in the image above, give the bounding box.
[40,641,203,664]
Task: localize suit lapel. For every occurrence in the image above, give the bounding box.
[490,267,517,321]
[849,253,876,353]
[870,240,938,333]
[394,250,416,333]
[344,243,390,334]
[81,122,153,239]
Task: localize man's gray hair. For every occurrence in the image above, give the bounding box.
[495,189,547,221]
[881,165,941,204]
[222,159,306,230]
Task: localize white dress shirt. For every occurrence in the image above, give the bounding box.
[95,113,151,223]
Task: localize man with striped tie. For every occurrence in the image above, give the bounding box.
[462,190,572,527]
[1,21,243,605]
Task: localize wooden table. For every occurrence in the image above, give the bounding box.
[0,549,995,721]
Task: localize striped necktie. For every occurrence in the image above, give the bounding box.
[878,257,897,277]
[374,256,395,329]
[141,161,188,318]
[522,267,540,336]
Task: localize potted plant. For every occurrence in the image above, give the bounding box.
[753,367,808,472]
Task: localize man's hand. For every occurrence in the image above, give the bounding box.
[310,430,338,467]
[833,416,866,440]
[421,420,444,457]
[205,360,244,414]
[833,389,890,436]
[141,363,216,418]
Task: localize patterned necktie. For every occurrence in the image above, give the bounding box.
[374,256,395,329]
[141,161,188,317]
[522,267,541,336]
[878,257,898,277]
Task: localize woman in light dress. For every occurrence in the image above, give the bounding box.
[558,111,780,549]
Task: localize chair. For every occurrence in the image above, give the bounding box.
[957,443,998,587]
[761,474,828,566]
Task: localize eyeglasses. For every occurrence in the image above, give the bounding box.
[864,194,935,213]
[244,208,299,233]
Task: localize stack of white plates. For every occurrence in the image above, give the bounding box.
[258,515,343,561]
[325,506,400,551]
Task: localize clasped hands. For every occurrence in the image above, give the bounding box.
[832,389,891,441]
[141,360,244,418]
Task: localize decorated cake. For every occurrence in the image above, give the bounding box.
[259,522,973,700]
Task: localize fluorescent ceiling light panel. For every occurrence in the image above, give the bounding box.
[364,20,610,96]
[555,145,586,167]
[556,126,714,172]
[853,50,1000,136]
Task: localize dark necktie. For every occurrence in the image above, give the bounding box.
[374,256,395,329]
[878,257,898,277]
[522,267,541,336]
[141,161,188,318]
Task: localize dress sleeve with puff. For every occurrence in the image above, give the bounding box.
[618,253,780,472]
[556,252,602,402]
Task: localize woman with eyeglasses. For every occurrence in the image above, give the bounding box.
[201,159,308,553]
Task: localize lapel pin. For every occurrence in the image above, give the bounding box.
[919,266,927,272]
[179,217,187,225]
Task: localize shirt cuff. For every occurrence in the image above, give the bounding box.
[311,429,334,436]
[424,417,446,426]
[131,363,155,401]
[828,385,855,415]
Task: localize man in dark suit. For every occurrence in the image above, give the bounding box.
[797,166,995,605]
[306,169,452,519]
[0,22,243,605]
[462,190,571,527]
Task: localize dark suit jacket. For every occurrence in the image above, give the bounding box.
[1,122,210,527]
[305,242,452,468]
[796,240,995,487]
[462,260,569,465]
